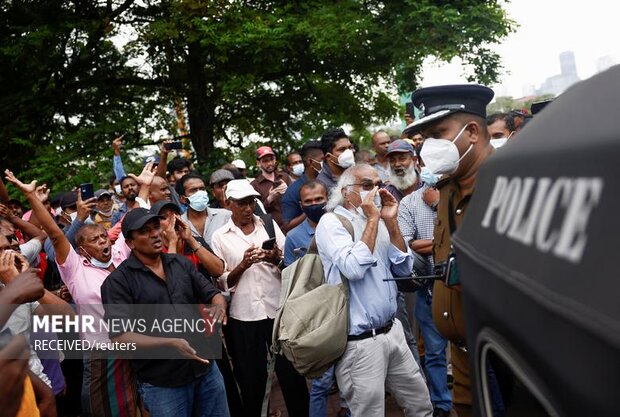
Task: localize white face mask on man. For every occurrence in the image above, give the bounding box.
[335,149,355,169]
[419,124,473,176]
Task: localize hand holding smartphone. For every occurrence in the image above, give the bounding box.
[164,140,183,151]
[79,183,94,201]
[261,237,277,251]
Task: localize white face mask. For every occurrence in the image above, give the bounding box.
[490,138,508,149]
[114,184,122,194]
[292,163,305,176]
[336,149,355,169]
[356,190,382,214]
[420,124,473,176]
[81,247,113,269]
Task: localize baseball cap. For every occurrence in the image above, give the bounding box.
[95,189,112,200]
[225,179,261,200]
[209,169,235,185]
[121,208,163,239]
[60,191,78,209]
[386,139,416,157]
[256,146,275,160]
[231,159,247,170]
[150,200,181,216]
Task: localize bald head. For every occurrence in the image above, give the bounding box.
[149,176,172,203]
[372,131,391,157]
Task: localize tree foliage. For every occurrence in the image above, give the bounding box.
[0,0,515,192]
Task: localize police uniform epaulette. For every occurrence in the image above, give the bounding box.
[435,175,451,189]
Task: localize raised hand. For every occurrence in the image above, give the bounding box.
[112,135,124,155]
[4,170,36,195]
[2,269,44,304]
[128,162,156,186]
[34,184,50,203]
[379,188,398,220]
[76,189,97,222]
[360,186,381,220]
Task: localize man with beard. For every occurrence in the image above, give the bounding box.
[385,139,420,202]
[111,176,140,226]
[250,146,291,229]
[5,169,141,417]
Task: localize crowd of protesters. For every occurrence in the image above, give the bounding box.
[0,84,530,417]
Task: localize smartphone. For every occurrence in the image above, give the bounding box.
[164,140,183,150]
[444,255,460,286]
[405,102,415,117]
[80,183,94,200]
[261,237,277,250]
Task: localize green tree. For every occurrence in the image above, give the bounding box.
[1,0,515,193]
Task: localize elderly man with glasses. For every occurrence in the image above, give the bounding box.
[316,164,433,417]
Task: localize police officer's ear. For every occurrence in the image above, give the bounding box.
[464,119,485,145]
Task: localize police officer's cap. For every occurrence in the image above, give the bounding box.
[403,84,494,135]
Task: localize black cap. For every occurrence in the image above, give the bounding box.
[403,84,494,135]
[60,191,78,209]
[531,99,554,115]
[121,208,163,239]
[150,200,181,216]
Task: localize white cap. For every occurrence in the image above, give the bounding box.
[231,159,247,170]
[225,179,260,200]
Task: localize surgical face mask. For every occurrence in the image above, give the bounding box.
[490,138,508,149]
[420,124,473,175]
[335,149,355,169]
[420,166,440,186]
[81,247,113,269]
[301,202,326,223]
[358,190,382,209]
[114,184,122,194]
[292,163,305,177]
[188,190,210,212]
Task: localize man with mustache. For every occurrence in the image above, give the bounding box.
[385,139,420,202]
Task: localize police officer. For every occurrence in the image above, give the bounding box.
[403,84,495,417]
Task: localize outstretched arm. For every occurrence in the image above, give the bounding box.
[4,170,71,264]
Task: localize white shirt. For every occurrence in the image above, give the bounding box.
[211,215,285,321]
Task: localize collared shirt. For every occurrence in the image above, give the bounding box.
[281,174,309,223]
[315,206,413,336]
[111,202,129,226]
[101,253,221,387]
[398,184,437,275]
[56,238,129,343]
[181,207,231,247]
[251,171,292,228]
[211,215,285,321]
[283,218,315,267]
[385,184,405,202]
[316,163,337,193]
[372,161,391,182]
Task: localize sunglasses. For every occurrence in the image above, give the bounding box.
[349,180,385,191]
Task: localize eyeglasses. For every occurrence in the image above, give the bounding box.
[348,180,385,191]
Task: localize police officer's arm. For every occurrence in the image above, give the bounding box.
[4,171,72,264]
[410,240,432,255]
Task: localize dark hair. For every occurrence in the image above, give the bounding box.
[221,163,244,180]
[7,199,23,208]
[300,180,327,196]
[109,175,117,186]
[175,172,205,196]
[167,157,191,174]
[320,128,348,155]
[486,112,515,132]
[75,224,105,247]
[119,176,134,187]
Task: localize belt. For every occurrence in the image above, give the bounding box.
[347,320,393,341]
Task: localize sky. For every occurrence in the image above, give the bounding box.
[419,0,619,99]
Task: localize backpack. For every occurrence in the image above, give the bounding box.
[272,214,354,378]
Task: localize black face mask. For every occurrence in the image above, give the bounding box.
[301,203,326,223]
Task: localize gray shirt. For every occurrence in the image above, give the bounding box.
[182,207,232,247]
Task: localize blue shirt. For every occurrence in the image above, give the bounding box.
[315,206,413,336]
[283,219,315,267]
[281,174,309,223]
[316,164,337,193]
